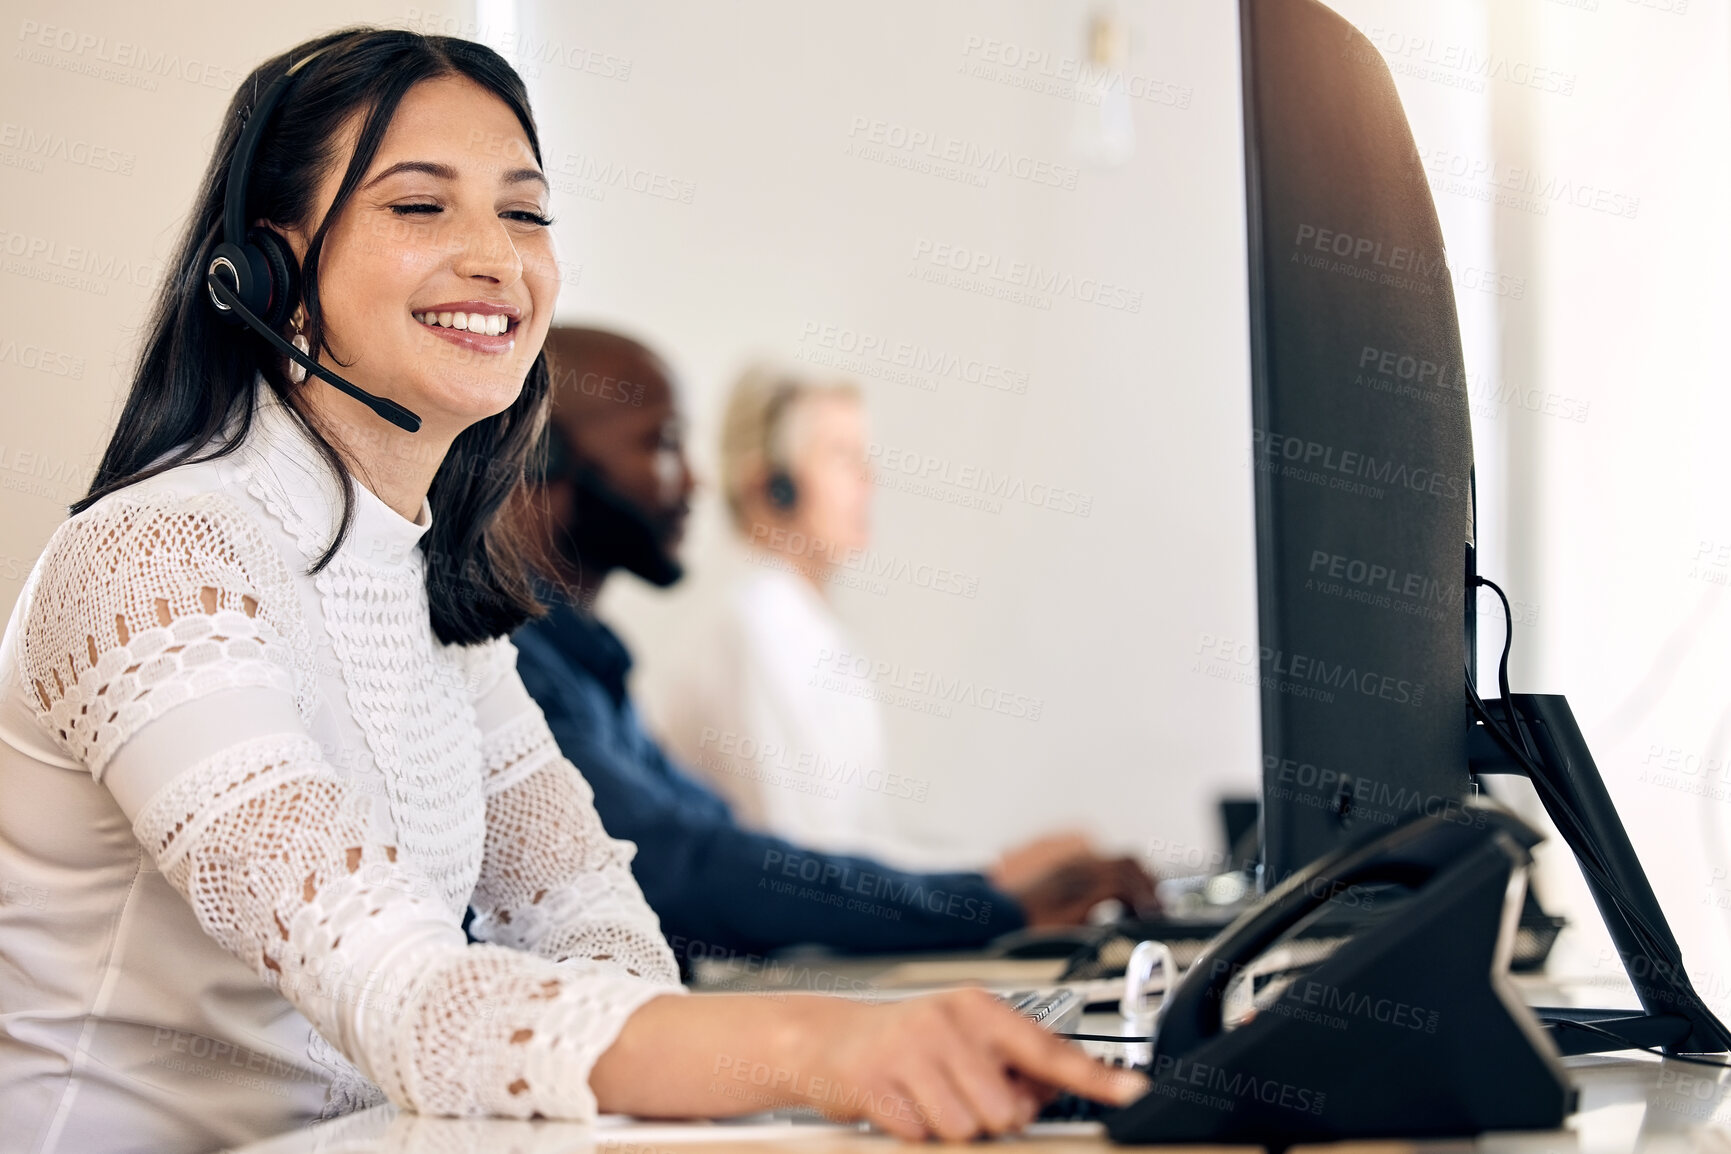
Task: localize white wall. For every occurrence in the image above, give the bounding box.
[513,0,1263,870]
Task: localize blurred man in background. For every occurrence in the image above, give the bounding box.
[511,326,1157,968]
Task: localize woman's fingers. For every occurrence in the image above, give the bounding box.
[1008,1067,1058,1117]
[809,989,1146,1140]
[940,1039,1030,1136]
[895,1060,978,1141]
[861,1094,927,1142]
[977,1000,1149,1105]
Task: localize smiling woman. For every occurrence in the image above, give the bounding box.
[77,29,560,645]
[0,26,1144,1154]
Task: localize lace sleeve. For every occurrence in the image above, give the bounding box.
[21,499,676,1119]
[464,646,681,988]
[126,725,673,1118]
[21,492,313,775]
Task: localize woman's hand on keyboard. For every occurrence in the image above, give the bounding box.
[783,987,1147,1140]
[590,987,1146,1139]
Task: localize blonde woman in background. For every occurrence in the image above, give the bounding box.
[656,366,1156,901]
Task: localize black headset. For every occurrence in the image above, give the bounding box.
[766,470,799,511]
[204,48,423,433]
[761,381,801,511]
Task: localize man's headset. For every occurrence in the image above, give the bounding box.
[204,48,423,434]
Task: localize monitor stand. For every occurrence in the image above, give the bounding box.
[1471,694,1731,1056]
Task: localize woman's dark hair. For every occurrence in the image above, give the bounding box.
[76,27,551,646]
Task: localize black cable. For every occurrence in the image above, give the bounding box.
[1477,576,1539,765]
[1057,1032,1151,1043]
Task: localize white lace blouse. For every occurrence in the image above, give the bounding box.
[0,385,682,1154]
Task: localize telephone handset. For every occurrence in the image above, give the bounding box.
[1154,805,1516,1056]
[1105,805,1574,1145]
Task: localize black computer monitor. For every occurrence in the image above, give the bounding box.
[1232,0,1731,1059]
[1238,0,1477,885]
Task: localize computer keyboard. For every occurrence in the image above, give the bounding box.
[998,986,1135,1122]
[1037,1090,1116,1123]
[999,987,1082,1032]
[1037,1050,1149,1123]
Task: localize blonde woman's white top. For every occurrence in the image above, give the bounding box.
[657,564,951,870]
[0,385,681,1154]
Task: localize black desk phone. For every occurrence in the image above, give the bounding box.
[1102,805,1573,1146]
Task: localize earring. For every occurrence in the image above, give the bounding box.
[287,304,309,385]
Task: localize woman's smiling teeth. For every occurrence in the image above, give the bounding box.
[415,310,511,336]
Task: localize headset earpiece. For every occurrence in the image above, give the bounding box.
[251,227,299,329]
[766,470,799,512]
[761,381,803,513]
[207,227,298,330]
[206,240,264,327]
[200,47,423,433]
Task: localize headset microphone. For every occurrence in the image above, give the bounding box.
[204,47,424,435]
[205,275,423,433]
